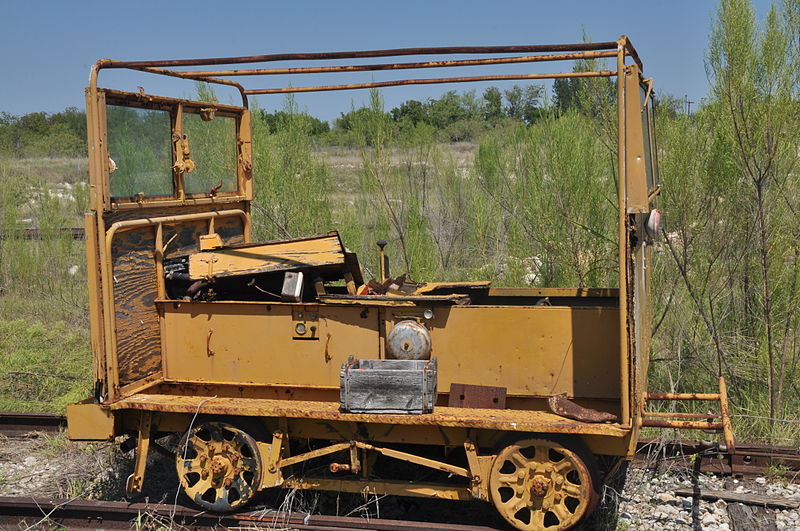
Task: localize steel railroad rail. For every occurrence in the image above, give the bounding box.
[0,496,495,530]
[0,412,66,435]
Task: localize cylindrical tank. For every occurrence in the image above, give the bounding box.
[386,320,432,360]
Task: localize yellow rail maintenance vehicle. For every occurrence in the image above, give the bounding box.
[66,37,734,530]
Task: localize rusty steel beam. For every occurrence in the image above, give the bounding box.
[547,393,618,423]
[180,50,618,77]
[99,42,621,69]
[641,419,724,430]
[646,392,721,401]
[245,70,616,95]
[127,66,248,107]
[620,36,644,72]
[642,411,719,420]
[719,376,736,452]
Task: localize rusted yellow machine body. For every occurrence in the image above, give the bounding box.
[68,37,673,530]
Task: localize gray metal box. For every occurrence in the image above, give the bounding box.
[339,357,437,414]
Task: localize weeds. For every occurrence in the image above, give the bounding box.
[37,430,73,460]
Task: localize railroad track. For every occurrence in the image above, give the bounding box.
[0,411,66,435]
[0,227,85,240]
[0,496,494,530]
[3,411,799,481]
[636,438,800,481]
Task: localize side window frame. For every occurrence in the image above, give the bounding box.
[99,89,252,211]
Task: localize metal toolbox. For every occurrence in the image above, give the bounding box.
[340,357,438,414]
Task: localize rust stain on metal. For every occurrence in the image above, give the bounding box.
[181,51,619,78]
[646,391,721,401]
[448,384,506,409]
[641,419,724,430]
[547,393,618,423]
[111,393,628,437]
[100,42,622,69]
[244,70,617,95]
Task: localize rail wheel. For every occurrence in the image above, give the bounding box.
[176,421,262,512]
[489,438,597,531]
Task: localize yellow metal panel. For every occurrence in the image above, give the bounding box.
[424,306,620,399]
[160,302,619,399]
[66,402,115,441]
[160,302,379,386]
[110,393,628,437]
[187,232,345,280]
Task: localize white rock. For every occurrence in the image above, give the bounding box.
[702,512,719,526]
[654,492,676,503]
[755,477,767,484]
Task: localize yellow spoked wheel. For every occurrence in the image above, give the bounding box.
[489,439,596,531]
[176,422,262,512]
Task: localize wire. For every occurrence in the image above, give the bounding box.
[171,395,218,518]
[731,414,800,424]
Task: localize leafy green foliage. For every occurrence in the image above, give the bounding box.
[251,96,333,240]
[0,108,87,158]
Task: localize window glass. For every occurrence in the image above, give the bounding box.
[107,105,173,198]
[183,113,238,195]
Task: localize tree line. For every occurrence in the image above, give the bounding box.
[0,80,598,158]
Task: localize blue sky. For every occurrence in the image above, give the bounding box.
[1,0,774,121]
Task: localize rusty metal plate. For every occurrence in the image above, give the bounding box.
[547,393,617,423]
[448,383,506,409]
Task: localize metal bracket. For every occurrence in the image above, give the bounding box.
[125,411,152,495]
[258,431,285,488]
[292,306,319,339]
[464,439,494,501]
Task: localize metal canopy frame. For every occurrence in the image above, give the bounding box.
[90,36,643,107]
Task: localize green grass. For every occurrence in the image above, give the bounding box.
[0,320,92,412]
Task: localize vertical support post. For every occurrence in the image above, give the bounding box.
[126,411,152,495]
[616,39,631,426]
[377,240,388,282]
[154,223,166,300]
[174,103,185,201]
[84,212,106,395]
[719,376,736,453]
